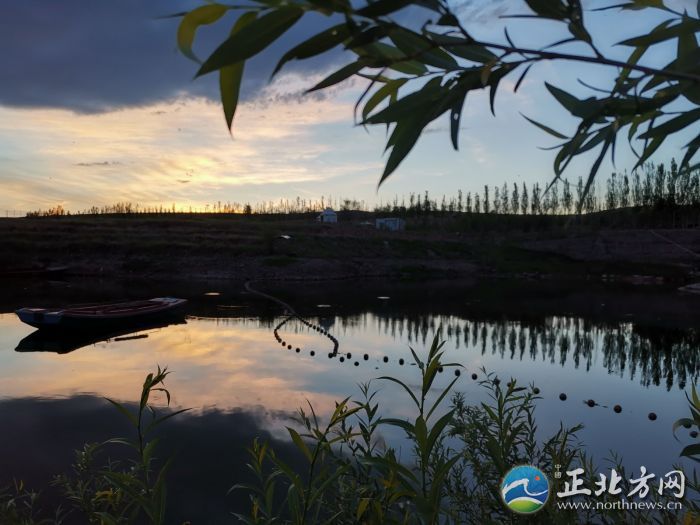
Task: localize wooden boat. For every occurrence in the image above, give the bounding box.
[15,297,187,330]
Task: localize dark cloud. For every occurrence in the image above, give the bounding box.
[0,0,346,113]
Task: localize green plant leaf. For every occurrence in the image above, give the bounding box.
[450,90,467,150]
[680,443,700,458]
[357,0,412,17]
[639,108,700,139]
[524,0,567,19]
[177,4,229,63]
[364,78,445,124]
[273,24,352,78]
[198,7,304,77]
[378,376,420,409]
[220,12,258,132]
[426,376,460,421]
[308,59,372,92]
[358,42,428,75]
[380,116,425,184]
[679,132,700,173]
[287,427,313,462]
[362,78,408,122]
[389,28,458,70]
[426,410,454,456]
[522,114,568,139]
[545,82,584,115]
[356,498,370,520]
[104,398,137,427]
[619,19,700,47]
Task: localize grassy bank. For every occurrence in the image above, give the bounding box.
[0,213,698,281]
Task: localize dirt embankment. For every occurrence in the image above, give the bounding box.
[1,215,699,282]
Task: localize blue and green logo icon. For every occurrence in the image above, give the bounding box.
[501,465,549,514]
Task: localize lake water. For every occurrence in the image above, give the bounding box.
[0,278,697,522]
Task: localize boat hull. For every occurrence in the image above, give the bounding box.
[15,297,188,331]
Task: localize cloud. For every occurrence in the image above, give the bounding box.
[74,161,123,167]
[0,80,381,210]
[0,0,347,113]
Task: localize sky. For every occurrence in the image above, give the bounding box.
[0,0,697,214]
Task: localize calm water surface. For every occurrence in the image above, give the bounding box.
[0,278,697,522]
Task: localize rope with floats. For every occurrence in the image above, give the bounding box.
[245,280,339,355]
[243,281,668,425]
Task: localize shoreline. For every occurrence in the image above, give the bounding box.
[1,215,699,283]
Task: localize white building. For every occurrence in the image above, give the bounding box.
[317,208,337,223]
[375,218,405,231]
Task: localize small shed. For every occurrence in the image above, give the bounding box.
[317,207,337,223]
[375,218,405,231]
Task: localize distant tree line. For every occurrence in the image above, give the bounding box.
[24,161,700,220]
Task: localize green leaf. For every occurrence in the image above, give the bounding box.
[379,417,414,434]
[177,4,229,63]
[364,78,444,124]
[487,65,512,115]
[680,443,700,458]
[426,410,454,455]
[522,114,568,139]
[287,427,312,462]
[679,132,700,173]
[578,125,614,154]
[306,0,350,13]
[513,64,533,93]
[198,7,304,77]
[357,0,411,17]
[450,91,467,150]
[450,44,498,64]
[619,19,700,47]
[639,108,700,139]
[362,78,408,121]
[614,44,648,94]
[426,376,460,421]
[677,20,700,71]
[308,59,372,92]
[380,116,426,184]
[104,398,137,427]
[545,82,584,115]
[147,408,192,433]
[358,42,428,75]
[633,134,665,170]
[273,24,351,77]
[524,0,568,19]
[378,376,420,409]
[220,12,258,132]
[414,415,428,451]
[568,21,592,44]
[389,28,458,70]
[357,498,370,520]
[581,133,613,202]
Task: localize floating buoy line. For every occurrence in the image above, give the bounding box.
[246,281,669,425]
[273,315,339,355]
